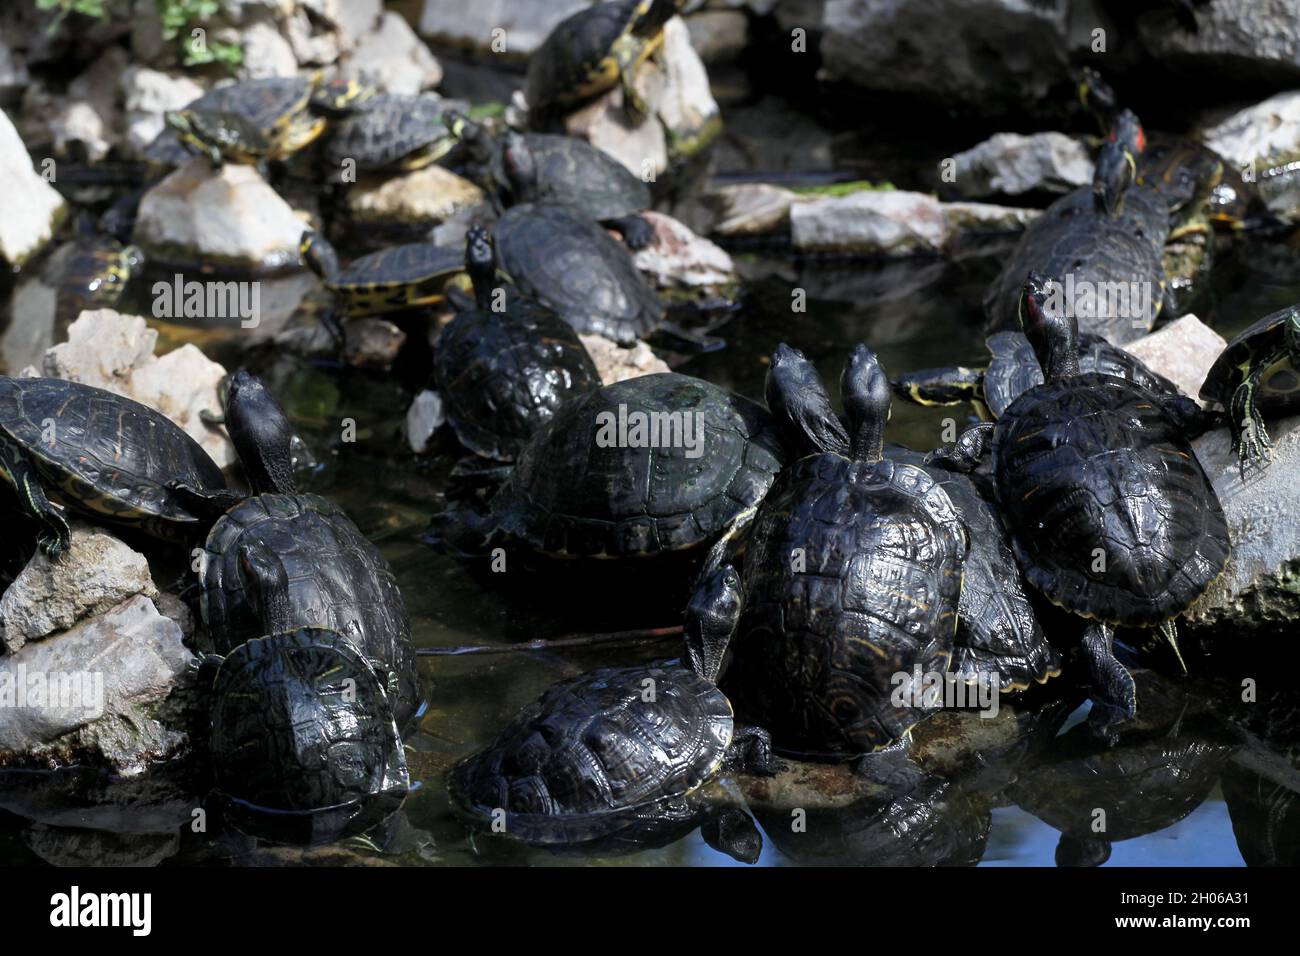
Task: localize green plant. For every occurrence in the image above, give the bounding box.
[792,180,897,197]
[36,0,109,27]
[155,0,244,70]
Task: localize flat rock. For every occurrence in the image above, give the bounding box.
[0,106,66,268]
[632,211,736,292]
[340,11,443,95]
[134,157,308,271]
[1201,91,1300,218]
[791,189,946,256]
[950,131,1092,199]
[579,335,670,385]
[344,165,483,229]
[941,201,1040,240]
[706,183,800,237]
[1123,314,1227,406]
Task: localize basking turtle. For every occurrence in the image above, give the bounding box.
[449,113,654,249]
[526,0,680,126]
[43,233,144,329]
[449,565,776,850]
[0,376,228,555]
[433,224,600,463]
[1093,109,1144,216]
[204,620,409,846]
[426,371,785,561]
[1198,305,1300,467]
[893,329,1209,431]
[725,344,967,757]
[176,371,422,729]
[494,203,683,346]
[932,274,1231,721]
[322,92,460,174]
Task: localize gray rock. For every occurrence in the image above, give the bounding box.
[2,274,57,375]
[579,335,670,386]
[0,595,192,774]
[0,106,66,268]
[1,524,158,653]
[344,317,406,367]
[706,183,800,237]
[941,201,1040,239]
[791,189,946,256]
[343,165,483,232]
[1139,0,1300,82]
[1122,314,1226,407]
[1201,91,1300,219]
[405,389,445,454]
[685,9,749,63]
[632,211,737,293]
[340,11,443,95]
[0,37,29,105]
[418,0,585,59]
[236,21,300,79]
[121,67,205,156]
[950,132,1093,199]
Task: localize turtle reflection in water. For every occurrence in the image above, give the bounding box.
[1221,692,1300,866]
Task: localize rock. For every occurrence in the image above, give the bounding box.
[1123,314,1227,406]
[0,596,192,774]
[1139,0,1300,83]
[2,276,57,374]
[566,95,669,183]
[632,211,737,292]
[685,9,750,64]
[820,0,1077,110]
[405,389,445,454]
[579,335,670,385]
[38,309,236,469]
[236,21,299,79]
[344,318,406,367]
[121,67,205,156]
[706,183,800,237]
[1186,415,1300,634]
[343,165,483,232]
[0,37,29,105]
[134,157,307,271]
[47,101,111,163]
[1,524,158,653]
[340,11,443,95]
[283,9,343,66]
[949,132,1093,200]
[1201,92,1300,218]
[0,106,66,268]
[315,0,383,47]
[418,0,585,58]
[791,189,946,256]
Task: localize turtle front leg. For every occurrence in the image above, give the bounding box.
[605,214,655,251]
[1080,622,1137,722]
[925,421,995,474]
[724,725,781,776]
[167,480,245,522]
[1228,366,1272,471]
[0,434,70,557]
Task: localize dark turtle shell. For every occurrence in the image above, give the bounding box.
[993,374,1229,625]
[1137,136,1224,227]
[43,236,141,329]
[0,376,226,535]
[323,92,457,172]
[186,75,323,155]
[983,184,1169,345]
[433,293,601,462]
[1200,305,1300,408]
[199,493,421,727]
[727,455,966,756]
[495,202,663,344]
[501,133,651,222]
[489,372,785,558]
[448,661,733,840]
[209,627,409,845]
[325,241,464,316]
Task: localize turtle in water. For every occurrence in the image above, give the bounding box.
[433,224,600,463]
[526,0,680,127]
[448,565,776,855]
[424,370,785,563]
[0,376,228,555]
[322,92,461,175]
[892,329,1211,433]
[42,231,144,329]
[173,371,422,729]
[449,112,655,249]
[931,274,1231,722]
[725,344,967,760]
[1198,305,1300,467]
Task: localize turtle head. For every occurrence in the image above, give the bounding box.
[841,344,891,463]
[1019,272,1080,381]
[1109,108,1146,155]
[1093,109,1143,214]
[766,343,849,457]
[225,370,297,496]
[464,223,497,310]
[500,131,538,197]
[1077,67,1117,124]
[684,564,742,684]
[299,230,339,282]
[310,75,374,117]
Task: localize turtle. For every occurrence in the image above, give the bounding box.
[724,344,968,759]
[1198,305,1300,467]
[525,0,680,126]
[1093,109,1145,217]
[448,564,777,851]
[172,371,422,729]
[494,202,693,347]
[0,376,228,556]
[322,92,461,175]
[432,224,600,463]
[42,231,144,329]
[204,620,410,846]
[931,273,1231,723]
[892,329,1211,433]
[448,112,655,249]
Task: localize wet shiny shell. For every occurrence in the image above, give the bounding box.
[0,376,225,531]
[495,202,663,344]
[200,493,420,727]
[728,456,967,755]
[433,296,601,462]
[325,242,464,316]
[324,93,453,171]
[492,373,785,557]
[504,134,651,221]
[449,662,733,828]
[210,628,409,819]
[993,374,1230,625]
[1200,305,1300,408]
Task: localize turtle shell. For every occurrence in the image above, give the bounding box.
[199,493,421,727]
[993,373,1229,625]
[727,455,967,756]
[1199,305,1300,409]
[448,661,733,839]
[433,294,601,462]
[323,93,455,172]
[0,376,226,536]
[325,241,464,316]
[495,202,663,344]
[209,628,409,844]
[1137,136,1223,227]
[187,75,322,155]
[43,236,139,329]
[504,134,651,222]
[490,372,785,558]
[983,184,1169,345]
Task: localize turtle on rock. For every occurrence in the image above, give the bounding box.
[930,273,1231,724]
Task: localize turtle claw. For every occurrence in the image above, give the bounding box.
[1236,418,1274,478]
